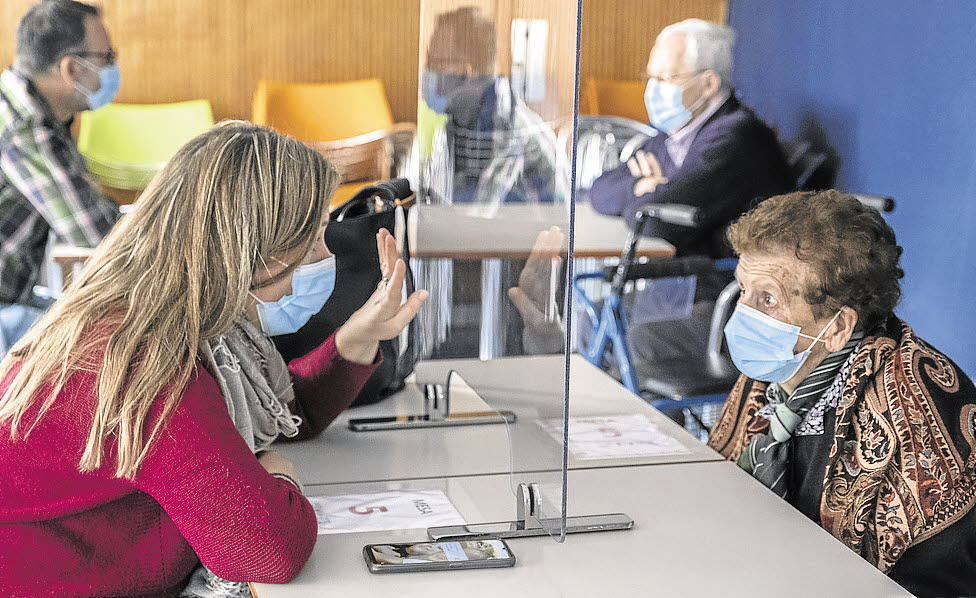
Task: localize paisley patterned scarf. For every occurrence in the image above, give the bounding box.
[709,315,976,572]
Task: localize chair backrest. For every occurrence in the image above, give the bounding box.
[780,137,829,191]
[794,150,828,190]
[252,79,395,141]
[306,130,389,185]
[77,100,214,166]
[573,115,656,191]
[417,99,450,159]
[582,78,647,123]
[705,280,740,377]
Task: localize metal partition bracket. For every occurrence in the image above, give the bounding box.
[348,369,516,432]
[428,482,634,541]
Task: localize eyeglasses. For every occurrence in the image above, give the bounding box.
[641,70,702,85]
[75,49,118,65]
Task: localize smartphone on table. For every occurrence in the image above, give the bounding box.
[363,538,516,573]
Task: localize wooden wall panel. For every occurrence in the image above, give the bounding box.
[242,0,420,124]
[581,0,727,82]
[105,0,247,121]
[0,1,724,124]
[0,0,420,123]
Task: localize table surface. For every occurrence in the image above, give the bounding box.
[252,462,911,598]
[409,202,673,259]
[50,203,672,262]
[278,355,721,486]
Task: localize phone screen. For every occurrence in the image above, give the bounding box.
[367,539,512,565]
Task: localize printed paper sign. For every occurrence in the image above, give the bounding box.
[539,414,690,460]
[307,490,466,535]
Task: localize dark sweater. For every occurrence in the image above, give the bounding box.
[589,95,793,261]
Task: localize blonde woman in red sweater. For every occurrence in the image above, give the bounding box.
[0,122,427,597]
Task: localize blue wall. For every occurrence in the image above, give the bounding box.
[728,0,976,375]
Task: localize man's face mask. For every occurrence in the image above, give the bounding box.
[643,74,707,135]
[420,71,468,113]
[73,56,120,111]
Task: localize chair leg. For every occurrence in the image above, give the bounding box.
[604,296,639,394]
[580,294,642,395]
[582,297,612,365]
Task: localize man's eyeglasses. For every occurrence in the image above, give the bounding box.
[75,49,118,65]
[641,70,703,85]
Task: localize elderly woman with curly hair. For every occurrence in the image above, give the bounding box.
[708,190,976,598]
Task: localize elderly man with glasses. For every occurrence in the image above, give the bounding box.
[589,19,793,393]
[0,0,121,353]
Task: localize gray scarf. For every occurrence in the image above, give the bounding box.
[199,319,302,453]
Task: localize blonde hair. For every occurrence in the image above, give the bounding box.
[0,121,339,478]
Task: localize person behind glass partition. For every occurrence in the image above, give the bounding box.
[409,6,570,361]
[419,6,568,207]
[587,19,792,403]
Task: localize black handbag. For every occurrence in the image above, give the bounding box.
[272,178,415,406]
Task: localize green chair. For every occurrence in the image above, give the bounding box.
[77,100,214,191]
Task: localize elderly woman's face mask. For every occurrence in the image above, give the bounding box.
[725,255,843,383]
[724,304,841,383]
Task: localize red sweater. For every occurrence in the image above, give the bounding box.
[0,333,377,598]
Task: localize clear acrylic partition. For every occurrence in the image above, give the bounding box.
[410,0,580,541]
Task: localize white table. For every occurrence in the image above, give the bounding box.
[252,462,911,598]
[49,203,663,358]
[278,355,720,486]
[408,203,673,359]
[409,202,672,259]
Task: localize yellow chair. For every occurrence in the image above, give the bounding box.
[77,100,214,201]
[252,79,415,209]
[582,78,648,123]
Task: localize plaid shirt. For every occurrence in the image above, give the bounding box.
[0,67,119,304]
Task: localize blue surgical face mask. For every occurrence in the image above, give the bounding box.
[644,76,705,135]
[724,303,841,383]
[421,71,467,113]
[74,58,120,111]
[250,256,336,337]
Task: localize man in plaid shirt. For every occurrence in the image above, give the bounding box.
[0,0,120,351]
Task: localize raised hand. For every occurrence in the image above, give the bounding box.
[507,227,566,354]
[335,228,428,364]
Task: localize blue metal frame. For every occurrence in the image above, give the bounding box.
[573,272,640,393]
[573,257,739,402]
[648,393,728,411]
